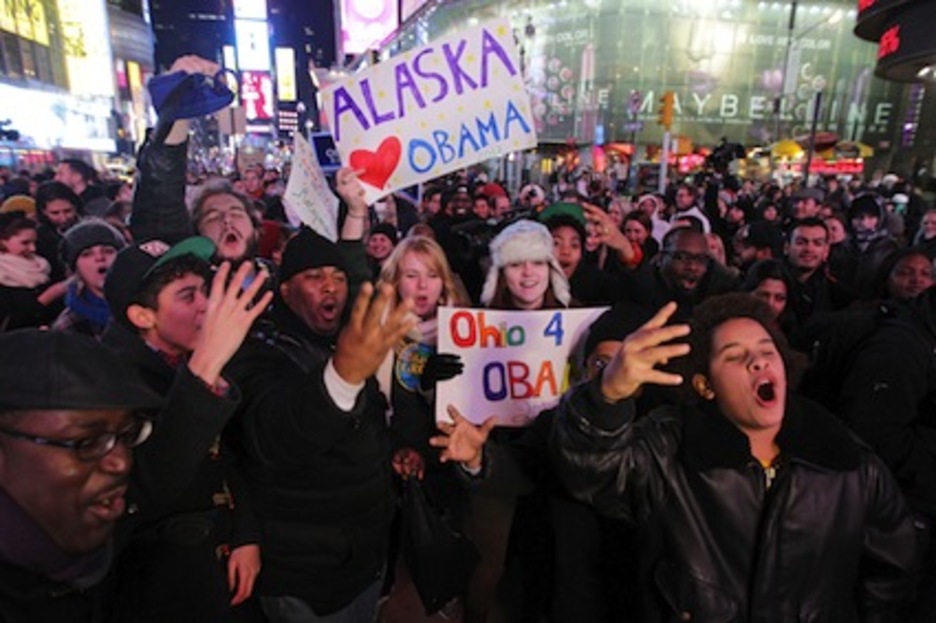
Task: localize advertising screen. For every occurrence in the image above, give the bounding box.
[275,47,296,102]
[58,0,114,97]
[241,71,274,120]
[236,19,271,71]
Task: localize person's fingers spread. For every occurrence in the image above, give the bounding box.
[642,301,680,330]
[645,342,691,364]
[428,435,449,448]
[363,283,394,329]
[348,282,374,330]
[247,291,274,321]
[210,262,231,304]
[238,265,269,304]
[644,370,685,386]
[626,323,690,353]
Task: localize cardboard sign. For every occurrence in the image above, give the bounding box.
[321,18,538,204]
[436,307,608,427]
[283,133,340,241]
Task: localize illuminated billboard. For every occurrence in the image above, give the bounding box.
[275,47,296,102]
[341,0,398,56]
[0,0,49,45]
[58,0,114,97]
[236,19,271,70]
[233,0,266,20]
[241,71,274,120]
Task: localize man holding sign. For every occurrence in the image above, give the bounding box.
[321,19,538,205]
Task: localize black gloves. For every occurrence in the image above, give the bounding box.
[420,353,464,390]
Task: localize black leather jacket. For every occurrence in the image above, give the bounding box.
[550,379,923,623]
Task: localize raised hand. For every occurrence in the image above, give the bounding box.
[335,168,368,214]
[188,261,273,387]
[583,202,636,261]
[332,282,415,385]
[600,302,691,402]
[429,405,496,471]
[163,55,222,145]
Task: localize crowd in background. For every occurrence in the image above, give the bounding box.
[1,56,936,623]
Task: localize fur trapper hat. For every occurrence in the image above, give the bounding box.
[480,219,570,307]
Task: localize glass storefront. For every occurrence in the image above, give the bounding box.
[368,0,907,153]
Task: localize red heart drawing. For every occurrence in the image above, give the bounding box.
[349,136,402,190]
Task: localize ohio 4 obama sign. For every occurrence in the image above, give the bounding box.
[321,19,538,204]
[436,307,607,427]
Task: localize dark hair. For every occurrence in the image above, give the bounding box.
[35,181,82,216]
[787,217,828,242]
[662,226,705,252]
[680,293,803,394]
[740,259,795,294]
[60,159,96,184]
[132,255,213,311]
[0,211,36,241]
[623,210,652,234]
[875,248,934,300]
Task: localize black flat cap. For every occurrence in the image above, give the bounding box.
[0,330,162,413]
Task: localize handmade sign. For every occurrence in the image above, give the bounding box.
[436,307,608,427]
[283,133,340,241]
[321,18,538,204]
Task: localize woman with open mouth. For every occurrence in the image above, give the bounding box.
[52,218,127,339]
[546,293,921,621]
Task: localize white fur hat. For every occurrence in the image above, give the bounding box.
[480,219,570,307]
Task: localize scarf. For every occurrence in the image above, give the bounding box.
[65,281,112,331]
[0,253,50,288]
[853,226,888,253]
[0,486,112,590]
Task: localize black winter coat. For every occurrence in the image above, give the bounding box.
[100,323,255,622]
[551,379,922,622]
[227,304,395,616]
[838,298,936,519]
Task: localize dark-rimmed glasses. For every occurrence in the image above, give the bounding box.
[0,417,153,461]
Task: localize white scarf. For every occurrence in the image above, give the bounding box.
[0,253,51,288]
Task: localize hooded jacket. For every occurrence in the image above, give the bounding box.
[550,379,922,622]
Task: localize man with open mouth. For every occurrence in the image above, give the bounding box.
[0,330,161,621]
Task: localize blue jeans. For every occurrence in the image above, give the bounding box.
[259,578,382,623]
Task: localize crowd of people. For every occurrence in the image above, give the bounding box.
[1,55,935,623]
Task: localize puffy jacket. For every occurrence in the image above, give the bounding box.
[550,379,923,623]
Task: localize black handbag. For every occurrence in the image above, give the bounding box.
[401,477,479,615]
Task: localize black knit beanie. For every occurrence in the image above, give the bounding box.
[278,227,349,282]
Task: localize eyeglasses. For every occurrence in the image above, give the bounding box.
[668,251,710,265]
[0,417,153,461]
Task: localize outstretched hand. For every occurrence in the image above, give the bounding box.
[600,302,691,402]
[429,405,496,471]
[163,55,222,144]
[333,282,416,385]
[188,261,273,388]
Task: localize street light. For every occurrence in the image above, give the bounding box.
[774,2,843,137]
[773,1,843,182]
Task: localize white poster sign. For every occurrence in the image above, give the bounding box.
[321,18,538,204]
[436,307,608,427]
[283,134,340,241]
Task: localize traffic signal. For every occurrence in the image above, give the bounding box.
[657,91,675,130]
